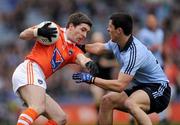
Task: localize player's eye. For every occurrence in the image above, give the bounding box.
[81,28,86,32]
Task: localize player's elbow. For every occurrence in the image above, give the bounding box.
[19,31,33,41]
[114,81,128,92]
[19,31,27,40]
[115,84,125,92]
[106,84,123,93]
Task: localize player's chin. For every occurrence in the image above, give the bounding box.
[70,39,79,44]
[71,40,80,44]
[76,38,84,44]
[111,37,117,43]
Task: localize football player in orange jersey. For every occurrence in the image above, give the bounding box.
[12,12,98,125]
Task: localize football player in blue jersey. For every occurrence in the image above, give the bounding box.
[73,12,171,125]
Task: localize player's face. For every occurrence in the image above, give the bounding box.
[69,23,91,43]
[107,20,119,42]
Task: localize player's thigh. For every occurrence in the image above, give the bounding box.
[44,94,66,119]
[128,90,150,112]
[18,85,46,106]
[103,91,129,111]
[12,60,47,106]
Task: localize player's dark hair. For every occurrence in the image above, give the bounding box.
[66,12,92,28]
[110,13,133,35]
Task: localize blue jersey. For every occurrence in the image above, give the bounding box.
[104,35,168,85]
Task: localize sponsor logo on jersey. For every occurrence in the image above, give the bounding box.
[38,79,43,84]
[68,49,73,55]
[51,48,64,72]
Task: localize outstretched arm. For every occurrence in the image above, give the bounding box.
[86,42,108,55]
[77,42,109,55]
[73,72,133,93]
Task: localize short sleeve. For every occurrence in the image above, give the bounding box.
[104,40,115,51]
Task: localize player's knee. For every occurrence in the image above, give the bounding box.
[30,104,46,115]
[124,99,136,113]
[56,113,67,125]
[101,94,114,107]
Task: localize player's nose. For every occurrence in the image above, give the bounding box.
[107,27,110,32]
[82,31,87,38]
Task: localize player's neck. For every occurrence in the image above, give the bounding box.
[64,29,74,44]
[117,34,131,49]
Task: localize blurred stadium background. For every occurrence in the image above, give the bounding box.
[0,0,180,125]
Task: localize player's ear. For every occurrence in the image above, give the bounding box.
[117,27,122,33]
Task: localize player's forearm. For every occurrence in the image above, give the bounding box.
[19,27,36,40]
[76,54,91,68]
[93,78,126,92]
[86,43,105,55]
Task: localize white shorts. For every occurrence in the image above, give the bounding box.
[12,60,47,94]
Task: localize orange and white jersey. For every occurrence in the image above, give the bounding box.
[26,27,83,78]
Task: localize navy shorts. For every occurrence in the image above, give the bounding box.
[124,82,171,114]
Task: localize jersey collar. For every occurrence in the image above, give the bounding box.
[119,35,133,52]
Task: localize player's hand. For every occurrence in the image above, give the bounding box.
[85,61,99,76]
[76,44,86,53]
[37,22,57,42]
[72,72,95,84]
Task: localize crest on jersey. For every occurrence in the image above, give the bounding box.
[68,49,73,56]
[51,48,64,72]
[38,79,43,84]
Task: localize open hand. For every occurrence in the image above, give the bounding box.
[37,22,57,42]
[72,72,95,84]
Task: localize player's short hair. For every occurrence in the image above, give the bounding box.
[110,12,133,35]
[66,12,92,28]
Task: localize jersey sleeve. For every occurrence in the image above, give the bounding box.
[104,40,115,51]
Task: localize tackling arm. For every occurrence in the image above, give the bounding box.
[93,72,133,92]
[85,42,109,55]
[73,72,133,93]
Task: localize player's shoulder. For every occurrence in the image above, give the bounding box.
[133,36,145,47]
[131,37,149,55]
